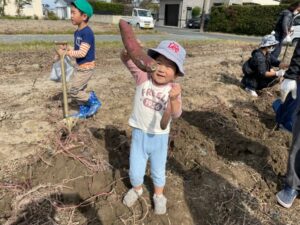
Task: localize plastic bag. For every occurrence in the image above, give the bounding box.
[50,56,74,82]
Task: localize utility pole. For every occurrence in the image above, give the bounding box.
[200,0,210,32]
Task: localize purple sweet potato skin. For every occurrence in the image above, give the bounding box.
[119,19,157,72]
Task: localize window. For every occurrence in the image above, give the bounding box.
[137,10,151,17]
[293,16,300,26]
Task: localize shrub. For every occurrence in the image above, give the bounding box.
[89,1,124,15]
[47,11,59,20]
[207,4,288,36]
[0,15,31,19]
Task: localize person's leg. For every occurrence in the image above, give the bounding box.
[272,34,283,59]
[69,69,94,118]
[277,116,300,208]
[69,69,93,103]
[286,86,300,189]
[277,82,300,208]
[242,76,258,97]
[149,133,169,214]
[272,42,283,59]
[123,128,148,207]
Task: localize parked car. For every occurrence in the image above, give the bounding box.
[123,8,154,29]
[187,17,200,29]
[187,15,210,30]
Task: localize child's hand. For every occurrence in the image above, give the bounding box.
[169,83,181,101]
[56,48,67,57]
[59,44,68,50]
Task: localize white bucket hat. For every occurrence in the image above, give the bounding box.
[148,40,186,76]
[260,34,279,48]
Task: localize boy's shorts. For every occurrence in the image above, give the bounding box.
[69,68,94,103]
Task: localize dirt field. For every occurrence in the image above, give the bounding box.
[0,36,298,224]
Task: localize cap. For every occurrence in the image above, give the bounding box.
[73,0,93,18]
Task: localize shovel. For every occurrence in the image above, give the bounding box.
[54,41,77,132]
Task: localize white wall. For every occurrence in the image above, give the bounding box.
[242,0,279,5]
[4,0,43,18]
[213,0,279,6]
[181,0,204,27]
[158,0,206,28]
[90,15,131,24]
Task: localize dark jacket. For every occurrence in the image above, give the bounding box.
[243,49,281,78]
[274,9,293,37]
[284,40,300,80]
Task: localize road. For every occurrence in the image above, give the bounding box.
[0,26,261,43]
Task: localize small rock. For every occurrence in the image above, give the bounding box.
[3,65,15,72]
[198,147,208,156]
[32,64,40,69]
[0,111,12,121]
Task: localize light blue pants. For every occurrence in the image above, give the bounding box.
[129,128,169,187]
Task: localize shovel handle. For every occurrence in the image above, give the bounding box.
[60,54,69,118]
[281,43,289,63]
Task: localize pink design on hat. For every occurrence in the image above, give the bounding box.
[168,42,179,53]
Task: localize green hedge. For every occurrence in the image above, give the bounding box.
[89,1,124,15]
[207,4,288,36]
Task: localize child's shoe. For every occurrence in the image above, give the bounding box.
[123,188,143,207]
[70,104,90,119]
[276,185,298,208]
[153,194,167,215]
[85,91,101,118]
[245,87,258,97]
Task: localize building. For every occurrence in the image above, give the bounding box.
[4,0,43,18]
[242,0,279,5]
[53,0,71,19]
[157,0,280,27]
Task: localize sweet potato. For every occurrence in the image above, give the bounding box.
[119,19,157,72]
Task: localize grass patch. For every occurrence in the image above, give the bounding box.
[0,39,246,53]
[0,29,161,35]
[0,29,160,35]
[0,41,54,52]
[0,15,32,19]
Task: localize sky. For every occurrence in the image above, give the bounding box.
[43,0,56,9]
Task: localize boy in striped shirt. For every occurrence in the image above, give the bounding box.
[57,0,101,118]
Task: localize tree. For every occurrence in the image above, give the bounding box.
[192,6,201,18]
[139,0,159,17]
[139,0,159,11]
[15,0,32,16]
[200,0,210,32]
[0,0,7,16]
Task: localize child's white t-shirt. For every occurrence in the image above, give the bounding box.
[123,59,182,134]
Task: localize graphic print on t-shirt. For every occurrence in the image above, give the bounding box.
[75,36,83,49]
[141,87,168,112]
